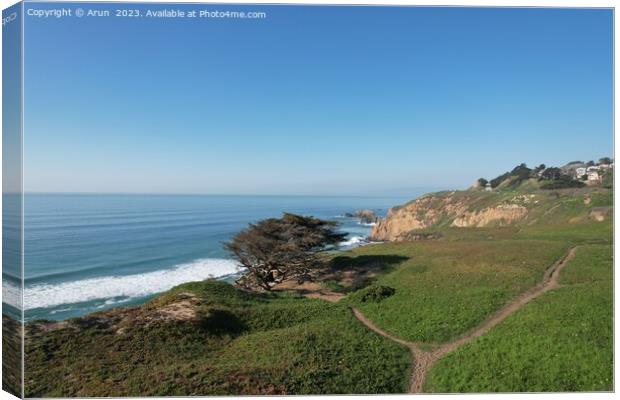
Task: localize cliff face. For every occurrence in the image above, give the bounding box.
[370,192,531,242]
[370,193,468,241]
[451,204,527,228]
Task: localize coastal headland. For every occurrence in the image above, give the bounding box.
[14,162,613,396]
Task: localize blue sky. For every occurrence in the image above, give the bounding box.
[23,4,613,195]
[3,3,22,194]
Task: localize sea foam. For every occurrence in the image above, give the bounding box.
[2,280,21,310]
[339,236,368,248]
[23,258,241,310]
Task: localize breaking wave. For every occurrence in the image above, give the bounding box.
[2,280,21,310]
[23,258,241,310]
[339,235,369,248]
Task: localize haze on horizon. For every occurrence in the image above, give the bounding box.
[23,5,612,196]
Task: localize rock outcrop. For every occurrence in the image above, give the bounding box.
[357,209,378,224]
[370,193,469,241]
[370,192,530,241]
[345,209,378,224]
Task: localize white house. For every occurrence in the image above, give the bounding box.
[587,165,600,172]
[575,167,587,178]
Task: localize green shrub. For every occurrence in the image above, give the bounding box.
[489,163,532,188]
[353,285,396,303]
[540,176,585,190]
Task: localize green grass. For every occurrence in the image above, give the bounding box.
[320,279,349,293]
[346,238,568,343]
[521,189,612,227]
[2,314,21,397]
[424,244,613,392]
[24,281,410,397]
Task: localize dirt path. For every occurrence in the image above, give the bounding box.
[351,246,578,394]
[273,279,345,303]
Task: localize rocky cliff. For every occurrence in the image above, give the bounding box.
[370,192,468,241]
[451,204,528,228]
[371,191,532,241]
[370,187,612,242]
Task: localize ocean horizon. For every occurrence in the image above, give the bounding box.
[12,193,416,321]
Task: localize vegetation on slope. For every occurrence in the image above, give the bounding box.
[2,313,21,397]
[482,158,612,191]
[346,237,568,343]
[371,184,611,241]
[24,281,410,397]
[425,244,613,392]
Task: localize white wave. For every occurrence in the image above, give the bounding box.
[105,298,127,305]
[23,258,241,310]
[49,307,75,315]
[339,236,368,248]
[357,221,377,226]
[2,281,21,309]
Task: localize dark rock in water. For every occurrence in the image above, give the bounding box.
[342,210,378,224]
[356,209,377,224]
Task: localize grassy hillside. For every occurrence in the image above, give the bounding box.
[24,281,410,397]
[346,237,569,343]
[24,185,613,395]
[423,187,610,229]
[2,313,21,397]
[371,184,611,243]
[425,244,613,392]
[344,188,612,341]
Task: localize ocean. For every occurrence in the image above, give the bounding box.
[16,193,412,321]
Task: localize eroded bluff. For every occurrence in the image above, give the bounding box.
[370,192,528,241]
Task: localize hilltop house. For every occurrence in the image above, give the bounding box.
[575,167,587,178]
[587,165,601,172]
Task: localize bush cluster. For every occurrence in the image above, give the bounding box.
[354,285,396,303]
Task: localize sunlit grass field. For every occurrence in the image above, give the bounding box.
[425,244,613,392]
[25,281,410,397]
[346,238,568,343]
